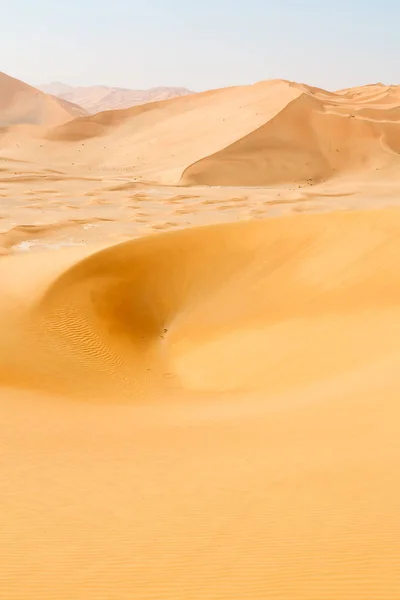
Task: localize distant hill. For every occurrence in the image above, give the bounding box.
[38,82,195,114]
[0,72,88,127]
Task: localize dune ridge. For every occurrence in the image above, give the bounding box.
[2,78,400,187]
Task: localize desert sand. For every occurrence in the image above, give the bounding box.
[2,74,400,599]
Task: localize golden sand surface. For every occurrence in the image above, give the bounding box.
[2,74,400,598]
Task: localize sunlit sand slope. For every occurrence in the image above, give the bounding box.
[3,78,400,186]
[1,209,400,599]
[2,208,400,396]
[181,91,400,185]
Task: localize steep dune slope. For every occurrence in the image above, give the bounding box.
[0,72,88,127]
[2,209,400,599]
[180,92,400,185]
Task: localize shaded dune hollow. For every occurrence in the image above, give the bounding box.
[5,208,400,400]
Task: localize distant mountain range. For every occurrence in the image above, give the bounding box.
[38,82,195,114]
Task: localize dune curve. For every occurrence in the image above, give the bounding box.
[2,207,400,400]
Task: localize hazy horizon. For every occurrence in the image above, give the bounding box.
[36,80,196,91]
[2,0,400,92]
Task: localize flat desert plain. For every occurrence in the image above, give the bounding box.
[2,71,400,599]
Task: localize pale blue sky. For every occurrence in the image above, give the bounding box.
[2,0,399,91]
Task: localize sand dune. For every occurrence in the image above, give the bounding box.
[2,78,400,187]
[336,82,400,103]
[3,73,400,599]
[180,91,400,185]
[1,80,303,183]
[0,72,88,127]
[2,208,400,599]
